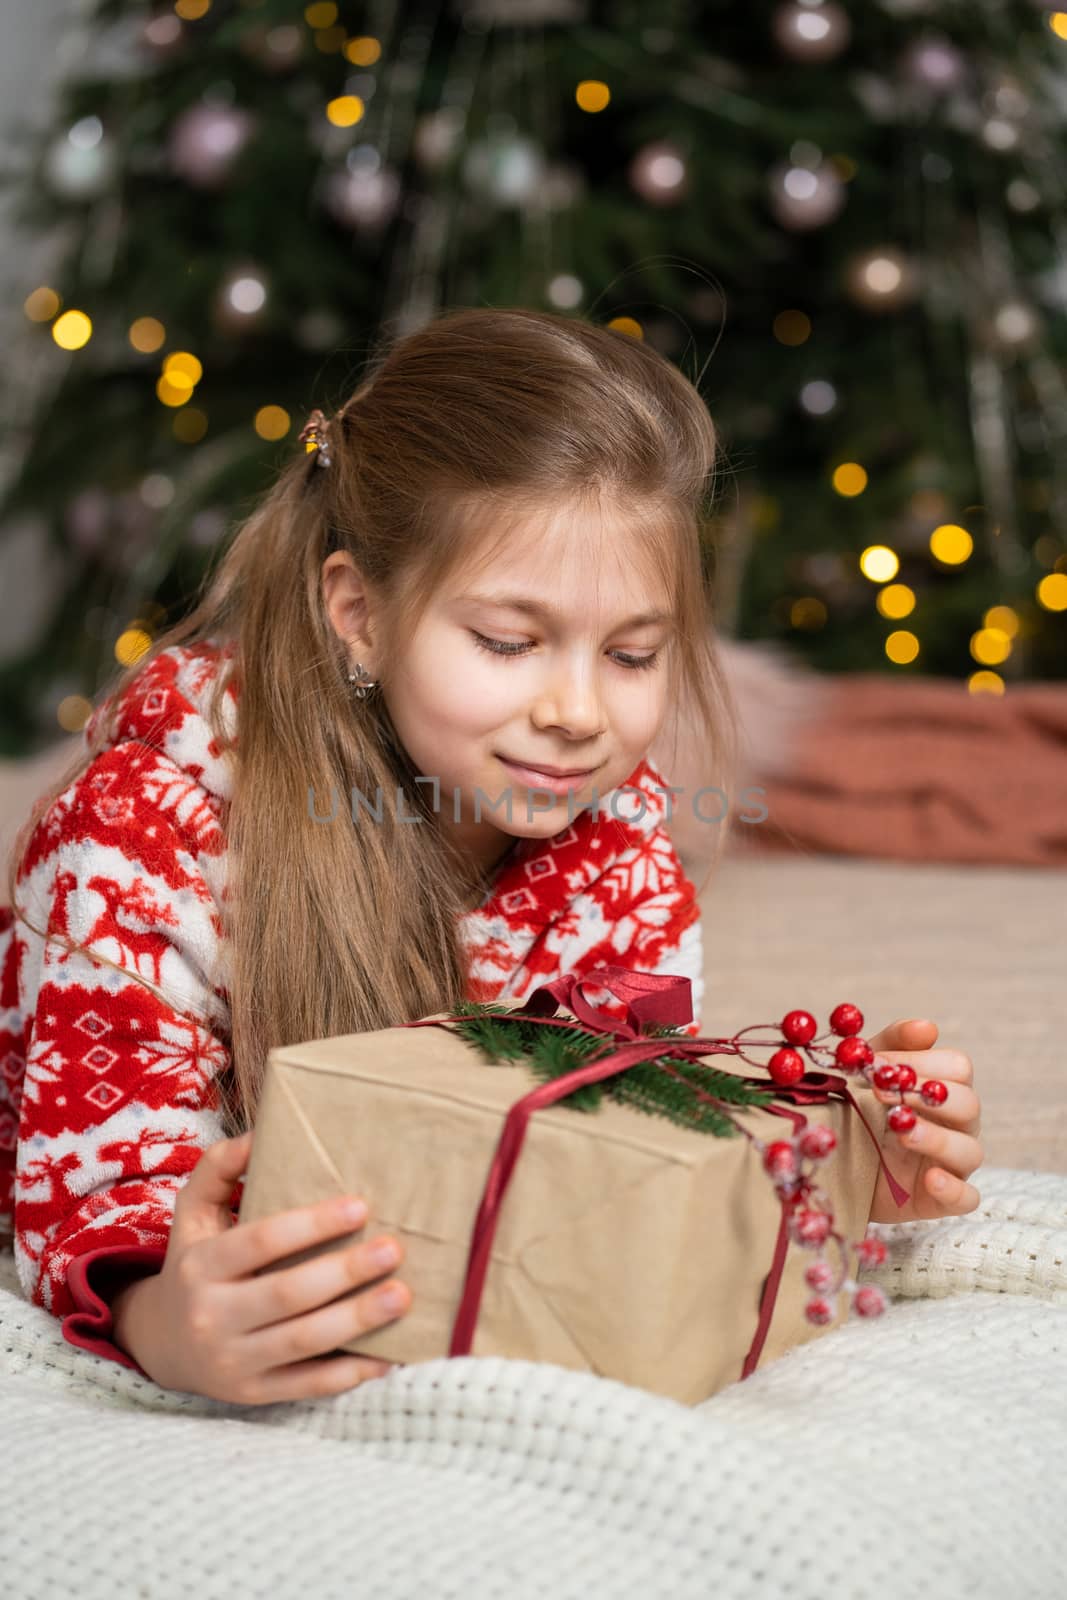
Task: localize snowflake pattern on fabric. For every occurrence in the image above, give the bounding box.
[0,639,704,1373]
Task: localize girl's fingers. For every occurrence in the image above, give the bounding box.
[893,1112,985,1182]
[872,1046,973,1086]
[878,1078,982,1138]
[872,1049,981,1137]
[919,1164,982,1215]
[865,1018,938,1056]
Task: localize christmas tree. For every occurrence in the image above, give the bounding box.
[2,0,1065,755]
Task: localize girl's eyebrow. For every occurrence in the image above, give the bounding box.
[458,590,674,629]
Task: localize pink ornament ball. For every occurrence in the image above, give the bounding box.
[169,102,255,189]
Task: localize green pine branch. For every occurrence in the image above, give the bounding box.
[446,998,776,1138]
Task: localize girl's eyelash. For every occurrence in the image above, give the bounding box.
[469,631,661,672]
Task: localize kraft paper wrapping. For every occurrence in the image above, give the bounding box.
[237,1005,889,1405]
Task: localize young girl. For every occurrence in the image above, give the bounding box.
[0,307,982,1407]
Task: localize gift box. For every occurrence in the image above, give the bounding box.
[238,967,897,1405]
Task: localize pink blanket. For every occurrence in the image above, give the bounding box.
[740,673,1067,867]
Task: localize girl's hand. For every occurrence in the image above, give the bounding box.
[130,1131,412,1404]
[863,1018,984,1225]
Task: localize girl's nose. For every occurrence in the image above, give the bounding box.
[532,665,606,739]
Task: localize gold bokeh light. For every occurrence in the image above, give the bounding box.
[25,287,60,322]
[157,374,191,407]
[929,523,973,564]
[885,630,920,664]
[832,462,868,497]
[57,694,93,732]
[859,545,899,583]
[255,405,291,440]
[52,310,92,349]
[164,351,203,385]
[970,627,1012,665]
[576,81,611,112]
[326,95,364,126]
[983,604,1019,637]
[130,317,165,352]
[1036,573,1067,611]
[115,628,152,666]
[344,35,381,65]
[877,583,915,618]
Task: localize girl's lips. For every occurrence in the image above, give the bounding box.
[497,756,598,791]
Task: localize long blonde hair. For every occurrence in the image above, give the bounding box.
[7,307,739,1137]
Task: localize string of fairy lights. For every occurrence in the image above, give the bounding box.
[17,1,1067,734]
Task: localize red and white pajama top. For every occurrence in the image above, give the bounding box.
[0,639,704,1374]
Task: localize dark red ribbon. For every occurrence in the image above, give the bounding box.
[400,964,909,1382]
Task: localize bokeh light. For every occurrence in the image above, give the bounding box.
[877,583,915,618]
[832,462,867,497]
[129,317,165,352]
[576,80,611,112]
[1036,573,1067,611]
[344,36,381,66]
[859,545,899,582]
[115,628,152,666]
[24,287,60,322]
[970,627,1012,665]
[52,310,92,349]
[885,630,920,664]
[773,310,811,346]
[255,405,291,440]
[929,523,973,564]
[326,96,363,127]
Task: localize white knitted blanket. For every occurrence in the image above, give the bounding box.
[3,1165,1065,1599]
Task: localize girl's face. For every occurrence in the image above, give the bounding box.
[324,503,676,883]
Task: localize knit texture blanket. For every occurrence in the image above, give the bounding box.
[3,1165,1065,1600]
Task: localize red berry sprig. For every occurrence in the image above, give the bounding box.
[869,1057,949,1134]
[748,1000,947,1327]
[758,1127,888,1324]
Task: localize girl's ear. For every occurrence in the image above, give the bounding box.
[321,552,377,658]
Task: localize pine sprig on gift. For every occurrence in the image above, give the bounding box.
[446,999,776,1137]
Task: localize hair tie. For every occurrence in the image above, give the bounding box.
[299,408,333,469]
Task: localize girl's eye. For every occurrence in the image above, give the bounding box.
[469,631,661,672]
